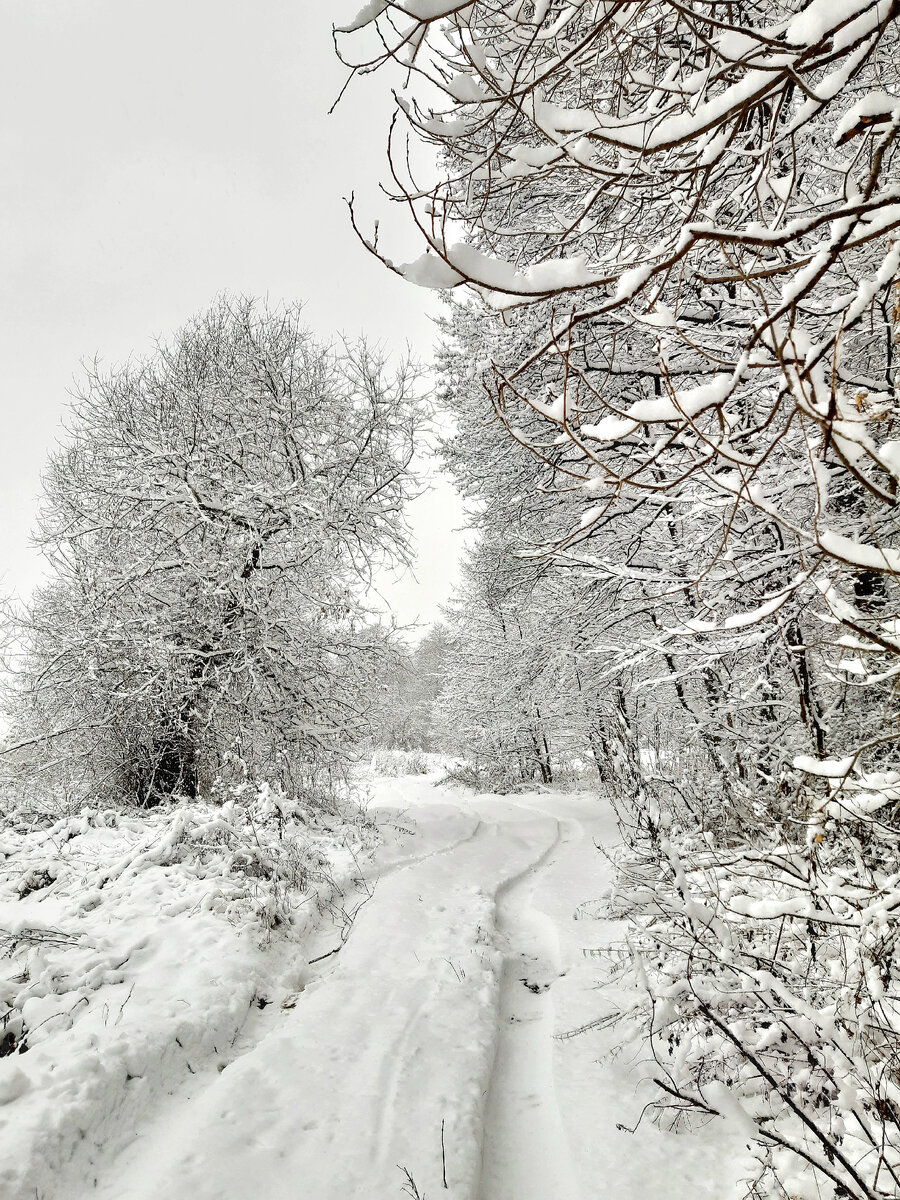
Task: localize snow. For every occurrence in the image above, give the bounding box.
[0,777,750,1199]
[834,90,900,143]
[580,372,736,442]
[670,590,794,638]
[338,0,463,35]
[398,249,466,289]
[0,1066,30,1105]
[639,303,677,328]
[700,1081,759,1140]
[793,754,855,778]
[615,262,654,301]
[818,529,900,573]
[786,0,888,48]
[877,438,900,479]
[398,241,606,297]
[839,240,900,328]
[0,799,365,1200]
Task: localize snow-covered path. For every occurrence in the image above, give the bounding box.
[67,778,747,1200]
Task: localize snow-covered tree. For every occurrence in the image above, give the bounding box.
[343,2,900,1195]
[339,0,900,784]
[371,622,454,752]
[2,297,423,811]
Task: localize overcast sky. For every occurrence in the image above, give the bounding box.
[0,0,465,631]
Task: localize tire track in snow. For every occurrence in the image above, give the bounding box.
[477,818,582,1200]
[369,813,485,884]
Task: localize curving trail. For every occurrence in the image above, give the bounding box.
[66,779,748,1200]
[477,820,580,1200]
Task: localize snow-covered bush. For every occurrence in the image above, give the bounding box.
[606,802,900,1200]
[368,748,437,777]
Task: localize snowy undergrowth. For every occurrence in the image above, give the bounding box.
[366,748,451,777]
[603,822,900,1200]
[0,788,371,1200]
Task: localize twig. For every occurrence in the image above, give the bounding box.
[309,886,376,965]
[398,1165,425,1199]
[114,983,135,1025]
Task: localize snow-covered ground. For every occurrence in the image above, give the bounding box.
[0,774,752,1199]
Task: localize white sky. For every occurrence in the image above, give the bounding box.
[0,0,465,632]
